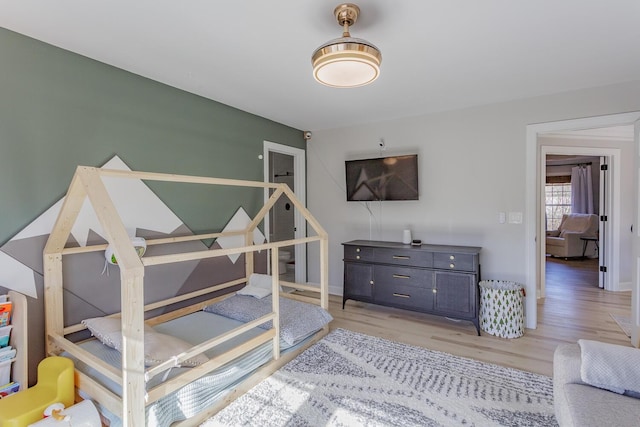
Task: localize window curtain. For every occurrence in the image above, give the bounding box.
[571,165,594,214]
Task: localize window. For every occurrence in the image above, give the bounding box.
[545,178,571,231]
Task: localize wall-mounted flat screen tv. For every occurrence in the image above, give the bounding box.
[345,154,419,201]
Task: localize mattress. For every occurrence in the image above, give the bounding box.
[67,311,308,427]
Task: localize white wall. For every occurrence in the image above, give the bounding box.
[306,80,640,300]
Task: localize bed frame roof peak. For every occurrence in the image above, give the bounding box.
[44,166,327,260]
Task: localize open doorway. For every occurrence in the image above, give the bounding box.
[538,132,632,299]
[544,154,603,289]
[263,141,307,283]
[525,114,638,338]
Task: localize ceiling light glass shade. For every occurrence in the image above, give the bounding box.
[312,37,382,88]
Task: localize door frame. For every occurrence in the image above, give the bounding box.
[539,146,620,297]
[525,111,640,330]
[263,141,307,283]
[633,118,640,346]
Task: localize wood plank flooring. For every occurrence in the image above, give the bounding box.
[327,256,632,377]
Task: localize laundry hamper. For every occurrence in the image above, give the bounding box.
[479,280,525,338]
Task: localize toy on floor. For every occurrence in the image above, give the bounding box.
[0,356,74,427]
[43,403,66,419]
[27,401,100,426]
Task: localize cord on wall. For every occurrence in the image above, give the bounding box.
[307,141,347,195]
[363,201,384,241]
[307,139,383,239]
[365,202,373,240]
[378,200,383,237]
[369,204,372,240]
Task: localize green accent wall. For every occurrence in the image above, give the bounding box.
[0,27,304,244]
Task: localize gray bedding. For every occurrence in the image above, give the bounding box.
[203,295,334,346]
[68,305,330,427]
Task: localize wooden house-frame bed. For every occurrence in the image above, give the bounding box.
[43,166,329,426]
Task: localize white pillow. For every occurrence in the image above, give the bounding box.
[237,273,278,299]
[82,317,208,367]
[579,339,640,395]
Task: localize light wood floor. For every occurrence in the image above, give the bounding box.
[327,256,632,377]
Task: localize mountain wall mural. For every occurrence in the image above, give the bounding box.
[0,155,266,384]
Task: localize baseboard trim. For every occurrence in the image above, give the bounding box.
[329,284,343,296]
[304,280,342,296]
[617,281,632,292]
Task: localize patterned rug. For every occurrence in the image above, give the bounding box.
[202,329,557,426]
[610,313,632,337]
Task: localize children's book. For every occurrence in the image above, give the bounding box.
[0,325,12,348]
[0,359,11,387]
[0,382,20,397]
[0,346,15,362]
[0,297,11,327]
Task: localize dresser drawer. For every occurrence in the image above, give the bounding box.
[433,252,476,272]
[344,245,374,262]
[374,282,432,311]
[373,248,433,268]
[373,265,432,288]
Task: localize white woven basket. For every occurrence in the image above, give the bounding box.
[479,280,525,338]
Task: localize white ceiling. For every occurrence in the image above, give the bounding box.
[2,1,640,131]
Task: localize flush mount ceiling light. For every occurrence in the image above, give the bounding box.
[312,3,382,88]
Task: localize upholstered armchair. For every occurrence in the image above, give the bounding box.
[553,341,640,426]
[546,213,598,258]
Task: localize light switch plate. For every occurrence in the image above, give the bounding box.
[508,211,523,224]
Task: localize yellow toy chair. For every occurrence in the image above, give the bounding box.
[0,356,74,427]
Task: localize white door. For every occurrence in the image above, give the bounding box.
[632,119,640,347]
[263,141,307,283]
[598,157,607,289]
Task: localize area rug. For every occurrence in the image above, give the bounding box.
[202,329,557,426]
[610,313,632,337]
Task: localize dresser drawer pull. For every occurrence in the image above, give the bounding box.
[449,263,455,268]
[370,280,374,285]
[432,288,437,294]
[356,255,360,260]
[449,255,455,260]
[393,293,411,299]
[392,255,410,260]
[392,274,411,279]
[356,248,361,253]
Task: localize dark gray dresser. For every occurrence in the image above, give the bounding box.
[342,240,481,335]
